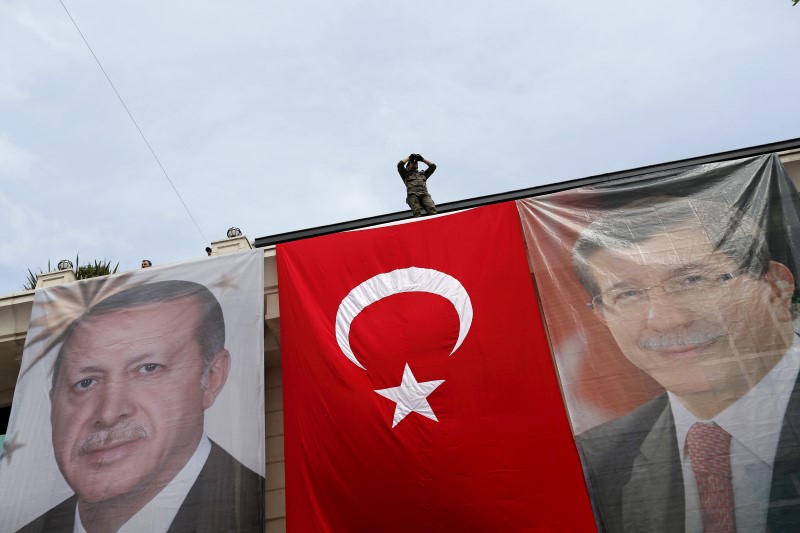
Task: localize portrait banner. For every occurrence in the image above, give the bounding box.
[0,250,265,532]
[278,203,595,532]
[517,154,800,532]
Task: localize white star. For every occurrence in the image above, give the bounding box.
[374,364,445,428]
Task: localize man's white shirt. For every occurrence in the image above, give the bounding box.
[73,433,211,533]
[669,336,800,533]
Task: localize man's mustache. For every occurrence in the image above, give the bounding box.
[639,329,727,351]
[76,423,149,456]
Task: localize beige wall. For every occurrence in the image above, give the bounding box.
[263,248,286,531]
[265,365,285,532]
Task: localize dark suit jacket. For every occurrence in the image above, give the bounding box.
[576,377,800,533]
[17,440,264,533]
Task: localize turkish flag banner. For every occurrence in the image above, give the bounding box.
[278,202,596,532]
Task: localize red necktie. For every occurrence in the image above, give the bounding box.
[686,422,736,533]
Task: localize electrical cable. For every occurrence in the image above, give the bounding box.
[58,0,209,244]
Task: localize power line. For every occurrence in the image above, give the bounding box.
[58,0,209,244]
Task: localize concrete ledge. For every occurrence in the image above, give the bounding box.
[35,269,76,289]
[210,235,253,256]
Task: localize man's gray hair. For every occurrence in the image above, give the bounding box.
[572,196,770,299]
[51,280,226,391]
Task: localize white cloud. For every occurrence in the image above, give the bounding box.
[0,0,798,296]
[0,1,68,49]
[0,136,36,181]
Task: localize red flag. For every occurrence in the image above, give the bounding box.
[278,203,596,532]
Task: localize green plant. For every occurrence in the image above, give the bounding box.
[22,255,119,290]
[75,258,120,280]
[22,260,52,291]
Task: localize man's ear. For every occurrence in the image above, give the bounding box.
[764,261,795,322]
[202,349,231,410]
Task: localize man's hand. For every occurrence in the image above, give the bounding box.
[400,153,432,165]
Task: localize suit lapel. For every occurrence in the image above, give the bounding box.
[768,363,800,532]
[167,443,218,533]
[16,495,77,533]
[166,440,263,533]
[621,401,685,533]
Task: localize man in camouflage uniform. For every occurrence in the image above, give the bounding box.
[397,153,437,217]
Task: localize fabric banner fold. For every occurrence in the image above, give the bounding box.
[516,154,800,532]
[278,203,595,532]
[0,250,265,533]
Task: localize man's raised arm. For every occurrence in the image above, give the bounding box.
[397,155,411,177]
[419,155,436,178]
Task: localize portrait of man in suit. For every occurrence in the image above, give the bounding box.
[17,280,264,533]
[571,196,800,532]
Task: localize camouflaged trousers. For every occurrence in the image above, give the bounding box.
[406,192,437,217]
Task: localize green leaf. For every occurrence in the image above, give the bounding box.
[24,255,119,289]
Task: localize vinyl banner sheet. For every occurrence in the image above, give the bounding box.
[516,154,800,532]
[278,203,595,532]
[0,250,265,532]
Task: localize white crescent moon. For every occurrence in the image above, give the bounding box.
[335,267,473,370]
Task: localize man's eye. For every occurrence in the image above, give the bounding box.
[614,289,644,302]
[138,363,162,374]
[73,378,96,391]
[674,274,709,288]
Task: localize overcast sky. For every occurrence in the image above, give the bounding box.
[0,0,797,296]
